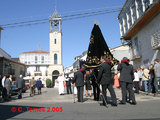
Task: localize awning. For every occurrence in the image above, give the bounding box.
[34,71,41,74]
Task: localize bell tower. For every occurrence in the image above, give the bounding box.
[49,9,63,84]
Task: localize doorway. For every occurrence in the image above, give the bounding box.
[52,70,59,87]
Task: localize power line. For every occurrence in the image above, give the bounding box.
[0,8,121,28]
[63,9,120,21]
[62,8,121,18]
[61,6,122,15]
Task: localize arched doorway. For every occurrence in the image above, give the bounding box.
[52,70,59,87]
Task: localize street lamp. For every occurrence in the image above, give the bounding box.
[120,36,125,45]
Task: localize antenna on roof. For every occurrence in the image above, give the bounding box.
[54,0,57,12]
[38,43,41,50]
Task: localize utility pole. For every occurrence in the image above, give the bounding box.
[0,26,3,48]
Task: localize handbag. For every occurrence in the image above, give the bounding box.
[63,81,66,87]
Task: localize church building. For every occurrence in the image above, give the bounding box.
[19,10,63,85]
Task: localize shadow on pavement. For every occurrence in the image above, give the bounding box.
[0,104,45,120]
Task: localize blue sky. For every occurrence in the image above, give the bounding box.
[0,0,125,68]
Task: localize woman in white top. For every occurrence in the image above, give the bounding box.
[133,69,139,94]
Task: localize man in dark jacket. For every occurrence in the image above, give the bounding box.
[72,68,84,102]
[97,56,117,106]
[90,69,100,101]
[16,75,25,99]
[117,57,136,105]
[66,75,72,94]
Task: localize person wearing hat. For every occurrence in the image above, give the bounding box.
[117,57,136,105]
[72,68,84,102]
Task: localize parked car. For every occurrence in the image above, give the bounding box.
[11,81,18,95]
[23,79,30,92]
[11,79,30,93]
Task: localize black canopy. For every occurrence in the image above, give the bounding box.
[84,24,118,68]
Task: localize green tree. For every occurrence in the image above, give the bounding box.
[46,79,52,88]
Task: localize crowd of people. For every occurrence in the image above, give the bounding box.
[131,59,160,95]
[113,59,160,96]
[0,74,43,102]
[0,75,12,102]
[0,57,159,106]
[59,57,160,107]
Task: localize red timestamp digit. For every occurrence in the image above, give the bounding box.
[51,107,63,112]
[47,107,51,112]
[59,107,63,112]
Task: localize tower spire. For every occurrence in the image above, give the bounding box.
[49,0,61,32]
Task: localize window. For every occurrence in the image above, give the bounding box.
[36,66,40,71]
[131,2,137,23]
[120,19,124,36]
[151,30,160,49]
[137,0,143,17]
[119,18,124,36]
[41,56,44,63]
[35,56,37,64]
[144,0,150,10]
[54,39,56,44]
[131,37,141,58]
[134,37,139,54]
[127,10,132,28]
[54,54,57,64]
[124,15,128,32]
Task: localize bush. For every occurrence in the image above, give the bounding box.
[46,79,52,88]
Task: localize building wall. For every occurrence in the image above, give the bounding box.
[111,45,131,61]
[118,0,154,37]
[49,31,62,65]
[19,53,49,65]
[131,12,160,68]
[0,48,11,59]
[64,66,74,77]
[19,52,50,79]
[49,31,63,78]
[0,57,25,80]
[110,45,133,72]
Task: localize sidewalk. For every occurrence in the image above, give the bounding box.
[139,90,160,97]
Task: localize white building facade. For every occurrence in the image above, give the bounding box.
[110,44,133,72]
[19,50,49,79]
[64,66,74,77]
[118,0,160,68]
[64,51,87,77]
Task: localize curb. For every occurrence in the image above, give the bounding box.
[139,91,160,97]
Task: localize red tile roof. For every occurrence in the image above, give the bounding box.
[21,50,49,54]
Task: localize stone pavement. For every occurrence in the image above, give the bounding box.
[1,86,160,105]
[0,87,160,120]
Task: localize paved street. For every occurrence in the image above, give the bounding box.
[0,87,160,120]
